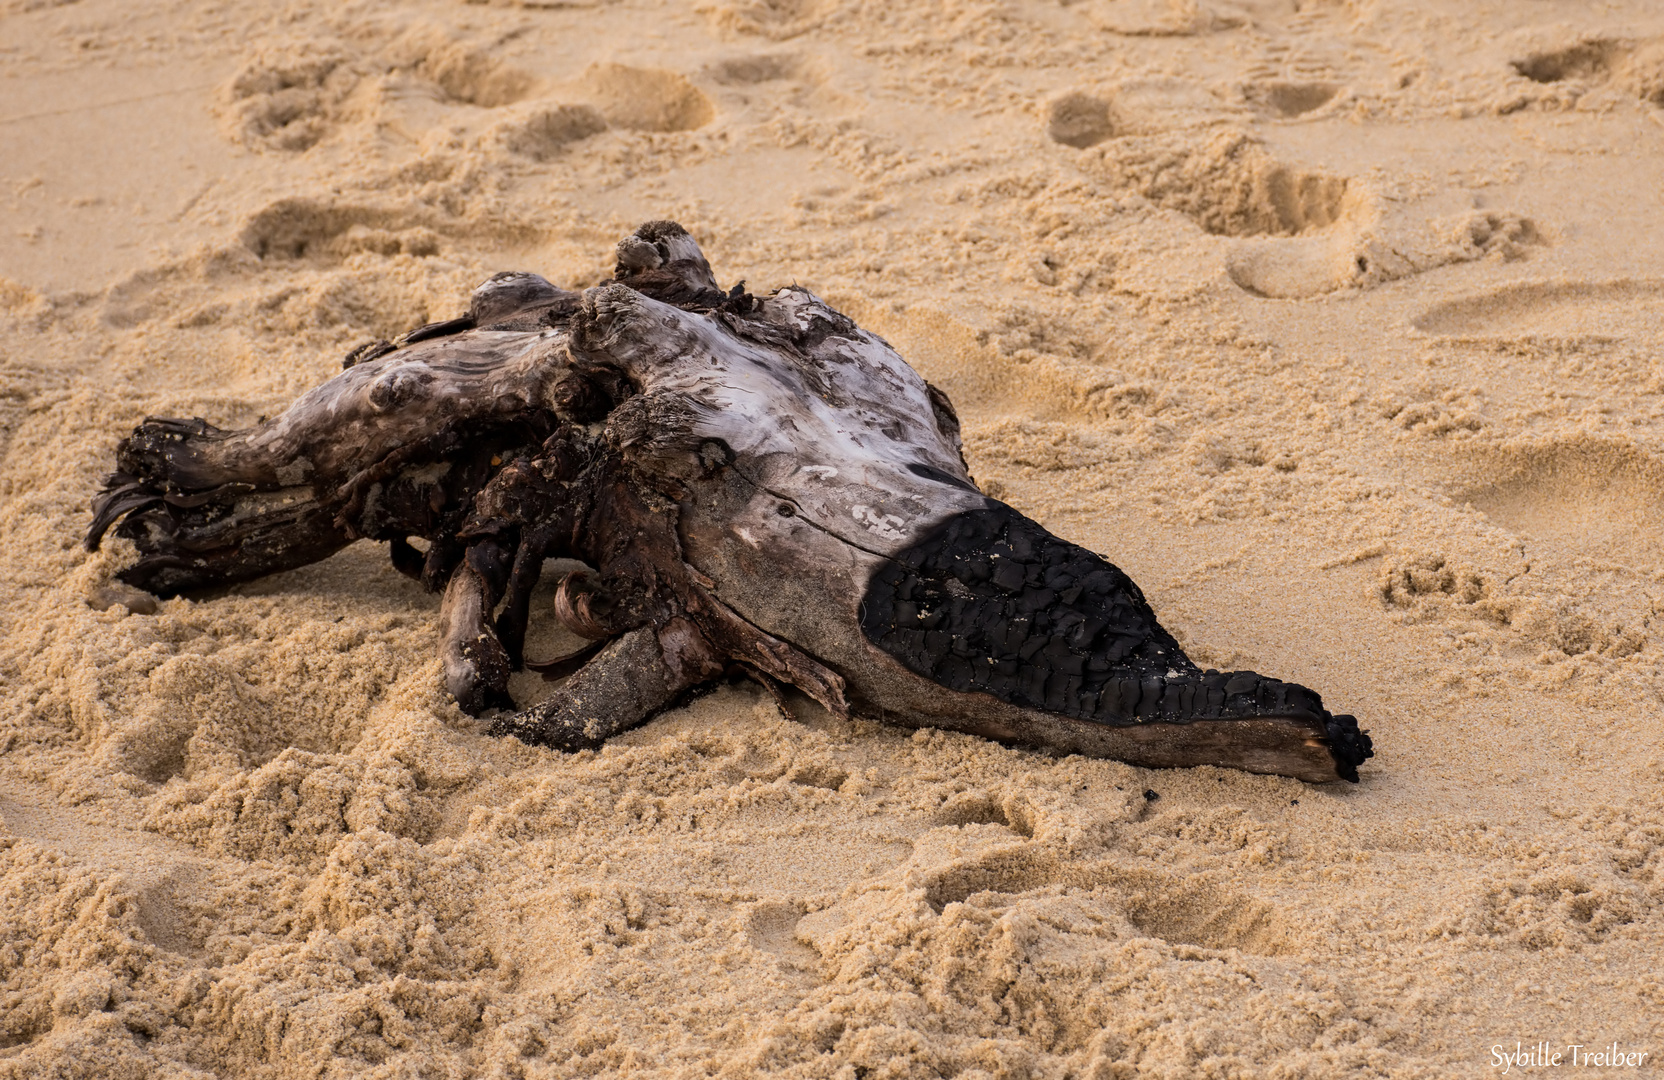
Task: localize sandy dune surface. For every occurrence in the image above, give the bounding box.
[3,0,1664,1076]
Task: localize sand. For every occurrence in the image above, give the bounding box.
[2,0,1663,1076]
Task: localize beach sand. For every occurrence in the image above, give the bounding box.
[2,0,1663,1075]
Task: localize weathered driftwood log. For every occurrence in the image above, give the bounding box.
[87,222,1373,783]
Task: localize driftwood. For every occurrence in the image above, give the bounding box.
[87,222,1372,783]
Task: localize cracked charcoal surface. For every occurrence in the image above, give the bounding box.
[861,505,1371,778]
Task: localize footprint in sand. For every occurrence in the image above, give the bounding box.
[1225,185,1543,299]
[886,835,1290,955]
[236,197,441,262]
[1047,92,1119,149]
[575,62,715,132]
[1046,78,1235,148]
[1072,125,1349,239]
[1075,0,1247,36]
[741,900,821,969]
[1372,431,1660,655]
[400,31,535,108]
[1051,114,1382,297]
[1512,38,1623,85]
[1114,869,1287,955]
[700,52,850,120]
[1413,280,1664,341]
[1242,79,1342,119]
[219,31,539,154]
[705,53,799,86]
[1504,31,1664,110]
[699,0,834,40]
[93,199,443,330]
[494,61,723,164]
[1091,128,1365,296]
[219,46,362,152]
[1446,434,1664,574]
[495,103,610,161]
[1407,283,1664,573]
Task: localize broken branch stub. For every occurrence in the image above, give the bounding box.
[86,221,1373,783]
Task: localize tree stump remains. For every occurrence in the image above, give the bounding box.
[87,222,1372,783]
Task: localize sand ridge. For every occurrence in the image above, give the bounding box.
[2,0,1664,1076]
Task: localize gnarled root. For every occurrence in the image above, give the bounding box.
[489,620,724,751]
[439,538,517,715]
